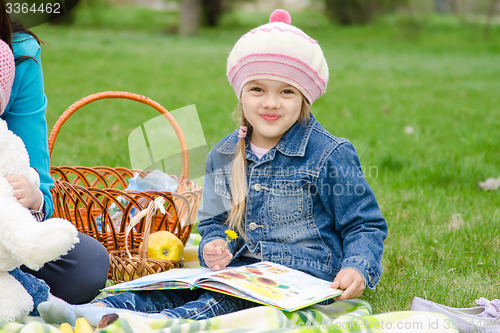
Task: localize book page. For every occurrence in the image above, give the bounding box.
[104,261,342,311]
[104,267,215,292]
[195,262,342,311]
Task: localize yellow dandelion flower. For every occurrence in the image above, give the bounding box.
[221,230,239,250]
[225,230,238,240]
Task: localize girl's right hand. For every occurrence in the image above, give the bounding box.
[202,239,233,271]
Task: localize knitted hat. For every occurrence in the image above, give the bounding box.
[227,9,329,105]
[0,40,15,115]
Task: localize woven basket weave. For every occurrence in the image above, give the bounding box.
[109,197,185,283]
[49,91,202,258]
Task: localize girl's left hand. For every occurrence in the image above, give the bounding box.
[330,268,366,301]
[5,174,43,210]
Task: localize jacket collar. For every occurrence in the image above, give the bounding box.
[217,113,317,157]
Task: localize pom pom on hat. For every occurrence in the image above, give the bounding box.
[227,9,328,105]
[269,9,291,24]
[0,40,16,115]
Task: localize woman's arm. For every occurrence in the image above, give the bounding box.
[3,34,54,219]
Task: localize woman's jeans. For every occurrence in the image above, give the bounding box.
[98,289,259,320]
[11,232,110,315]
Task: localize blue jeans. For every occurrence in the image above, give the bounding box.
[98,289,259,320]
[9,268,49,316]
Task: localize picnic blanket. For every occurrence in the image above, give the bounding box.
[0,300,458,332]
[0,237,459,332]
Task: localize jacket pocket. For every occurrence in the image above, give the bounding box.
[214,172,232,200]
[267,179,312,222]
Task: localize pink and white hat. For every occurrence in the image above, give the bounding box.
[0,39,15,115]
[227,9,329,105]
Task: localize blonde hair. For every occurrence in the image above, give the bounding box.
[225,99,311,238]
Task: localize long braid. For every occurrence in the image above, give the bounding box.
[226,112,249,238]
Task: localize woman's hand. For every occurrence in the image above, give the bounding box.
[331,268,366,301]
[5,174,43,210]
[202,238,233,271]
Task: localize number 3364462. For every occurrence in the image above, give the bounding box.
[6,2,61,14]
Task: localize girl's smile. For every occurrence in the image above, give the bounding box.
[241,79,303,149]
[260,113,281,122]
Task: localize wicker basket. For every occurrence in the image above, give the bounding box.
[109,197,184,283]
[49,91,202,260]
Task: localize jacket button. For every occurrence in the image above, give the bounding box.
[248,222,258,230]
[253,184,262,191]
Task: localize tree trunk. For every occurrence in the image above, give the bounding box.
[483,0,499,38]
[179,0,201,36]
[434,0,449,13]
[202,0,223,27]
[324,0,379,25]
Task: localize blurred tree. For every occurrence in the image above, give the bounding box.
[179,0,200,36]
[324,0,408,25]
[201,0,222,27]
[324,0,376,25]
[481,0,499,37]
[200,0,248,27]
[434,0,449,13]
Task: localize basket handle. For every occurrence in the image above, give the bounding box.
[48,91,190,180]
[124,197,166,259]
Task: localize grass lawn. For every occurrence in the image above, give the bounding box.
[32,4,500,314]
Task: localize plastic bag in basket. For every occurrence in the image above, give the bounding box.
[96,170,179,230]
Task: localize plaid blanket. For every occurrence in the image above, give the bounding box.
[0,300,458,332]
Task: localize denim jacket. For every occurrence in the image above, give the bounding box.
[197,114,388,289]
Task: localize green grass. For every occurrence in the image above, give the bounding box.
[33,5,500,314]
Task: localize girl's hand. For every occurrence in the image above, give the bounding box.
[202,238,233,271]
[330,268,366,301]
[5,174,43,210]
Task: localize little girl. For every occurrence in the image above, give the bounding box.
[39,9,388,326]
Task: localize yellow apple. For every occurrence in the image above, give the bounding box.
[123,263,141,281]
[140,231,184,261]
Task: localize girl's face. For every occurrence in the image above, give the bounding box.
[241,79,303,149]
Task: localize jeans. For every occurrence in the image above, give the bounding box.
[98,289,259,320]
[9,268,49,316]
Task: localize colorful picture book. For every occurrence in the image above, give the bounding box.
[104,261,343,312]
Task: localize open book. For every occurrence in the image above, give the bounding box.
[104,261,343,312]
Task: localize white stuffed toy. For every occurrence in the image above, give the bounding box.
[0,40,79,321]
